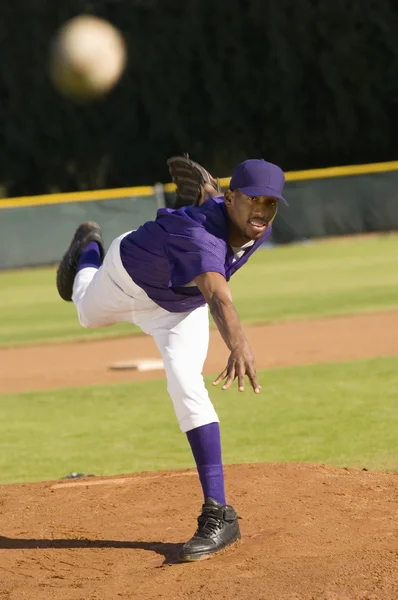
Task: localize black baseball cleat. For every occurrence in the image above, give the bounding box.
[56,221,104,301]
[180,497,241,562]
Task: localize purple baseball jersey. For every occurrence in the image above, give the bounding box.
[120,196,271,313]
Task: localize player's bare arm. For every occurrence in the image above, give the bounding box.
[194,271,260,394]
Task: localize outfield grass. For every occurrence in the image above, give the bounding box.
[1,356,397,484]
[1,235,398,347]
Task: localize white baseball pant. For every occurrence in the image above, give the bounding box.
[72,233,220,433]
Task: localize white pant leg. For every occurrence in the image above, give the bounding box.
[72,232,141,328]
[72,233,219,432]
[134,304,219,433]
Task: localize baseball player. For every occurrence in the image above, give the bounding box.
[56,156,287,562]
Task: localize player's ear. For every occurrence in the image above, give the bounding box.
[224,189,233,206]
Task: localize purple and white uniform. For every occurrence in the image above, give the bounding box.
[69,158,286,513]
[72,195,271,433]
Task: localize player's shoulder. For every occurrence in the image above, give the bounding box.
[156,196,227,236]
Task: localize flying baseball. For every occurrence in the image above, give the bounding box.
[49,14,127,102]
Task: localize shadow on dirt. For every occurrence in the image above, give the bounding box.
[0,536,184,564]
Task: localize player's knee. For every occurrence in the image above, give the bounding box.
[79,317,94,329]
[77,309,96,329]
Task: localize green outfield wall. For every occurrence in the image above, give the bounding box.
[270,170,398,243]
[0,193,160,270]
[1,162,398,270]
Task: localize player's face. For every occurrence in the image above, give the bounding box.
[224,189,278,244]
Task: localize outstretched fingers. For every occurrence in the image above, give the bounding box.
[213,364,236,390]
[213,361,260,393]
[213,367,228,387]
[247,367,261,394]
[221,364,236,390]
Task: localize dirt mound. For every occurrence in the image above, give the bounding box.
[1,462,397,600]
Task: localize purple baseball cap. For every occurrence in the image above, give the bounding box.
[229,159,288,204]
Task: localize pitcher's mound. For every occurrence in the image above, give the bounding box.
[1,462,397,600]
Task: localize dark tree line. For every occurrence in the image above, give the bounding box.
[1,0,398,197]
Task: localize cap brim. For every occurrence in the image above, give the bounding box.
[239,186,288,205]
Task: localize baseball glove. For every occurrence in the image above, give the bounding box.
[167,154,221,207]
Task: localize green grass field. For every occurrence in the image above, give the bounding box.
[1,234,398,347]
[1,357,397,484]
[1,234,398,484]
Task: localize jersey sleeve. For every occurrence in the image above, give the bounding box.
[165,226,227,287]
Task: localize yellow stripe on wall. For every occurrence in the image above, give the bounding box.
[284,160,398,181]
[218,159,398,189]
[2,159,398,209]
[166,159,398,192]
[0,185,155,210]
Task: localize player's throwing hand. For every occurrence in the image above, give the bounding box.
[213,343,261,393]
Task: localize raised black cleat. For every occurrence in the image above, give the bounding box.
[56,221,104,301]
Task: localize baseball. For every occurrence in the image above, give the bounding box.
[49,15,127,102]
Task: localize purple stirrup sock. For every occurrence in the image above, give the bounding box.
[186,422,226,506]
[77,241,102,272]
